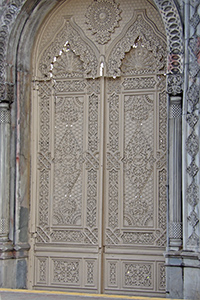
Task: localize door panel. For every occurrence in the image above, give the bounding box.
[103,76,167,295]
[34,75,103,292]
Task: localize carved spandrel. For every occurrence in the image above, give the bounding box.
[39,19,98,79]
[51,46,84,78]
[121,38,164,76]
[107,12,167,77]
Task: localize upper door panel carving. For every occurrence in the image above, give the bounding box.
[33,0,166,79]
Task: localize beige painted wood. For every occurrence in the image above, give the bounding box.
[29,0,167,297]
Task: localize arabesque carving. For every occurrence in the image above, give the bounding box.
[107,93,119,229]
[53,260,79,284]
[39,18,98,79]
[86,93,99,228]
[53,96,84,225]
[53,80,86,93]
[123,92,155,227]
[107,12,167,77]
[37,81,52,228]
[0,0,190,295]
[85,0,121,44]
[51,45,84,78]
[121,37,164,75]
[38,258,47,282]
[109,262,116,285]
[124,127,155,195]
[124,263,152,288]
[186,0,200,248]
[0,0,26,93]
[122,77,156,90]
[159,263,166,290]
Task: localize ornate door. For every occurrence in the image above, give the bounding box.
[30,0,167,297]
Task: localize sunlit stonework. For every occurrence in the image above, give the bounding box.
[86,0,121,44]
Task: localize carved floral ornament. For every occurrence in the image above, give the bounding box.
[39,19,98,79]
[85,0,121,44]
[107,13,167,77]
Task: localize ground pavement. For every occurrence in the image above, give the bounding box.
[0,289,183,300]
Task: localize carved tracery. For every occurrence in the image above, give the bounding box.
[39,18,98,79]
[85,0,121,44]
[107,11,167,77]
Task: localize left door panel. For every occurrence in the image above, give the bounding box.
[31,77,103,293]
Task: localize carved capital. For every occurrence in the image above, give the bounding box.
[167,74,183,95]
[169,96,182,119]
[0,102,11,124]
[0,83,14,103]
[169,222,182,240]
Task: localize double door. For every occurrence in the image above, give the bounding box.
[31,75,167,296]
[30,6,167,297]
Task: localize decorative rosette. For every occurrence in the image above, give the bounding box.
[86,0,121,44]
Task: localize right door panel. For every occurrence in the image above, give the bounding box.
[103,71,167,296]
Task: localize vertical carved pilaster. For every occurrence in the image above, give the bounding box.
[0,102,10,241]
[168,96,182,249]
[184,0,200,250]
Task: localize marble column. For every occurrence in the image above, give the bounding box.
[168,95,182,250]
[0,101,13,257]
[165,95,183,299]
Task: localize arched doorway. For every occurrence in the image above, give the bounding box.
[29,0,167,296]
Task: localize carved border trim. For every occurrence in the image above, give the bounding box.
[153,0,184,94]
[154,0,183,74]
[0,1,25,101]
[185,0,200,248]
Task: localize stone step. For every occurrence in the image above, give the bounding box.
[0,289,181,300]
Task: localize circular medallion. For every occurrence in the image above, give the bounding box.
[86,0,121,44]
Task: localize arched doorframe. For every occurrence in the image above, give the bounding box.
[0,0,184,293]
